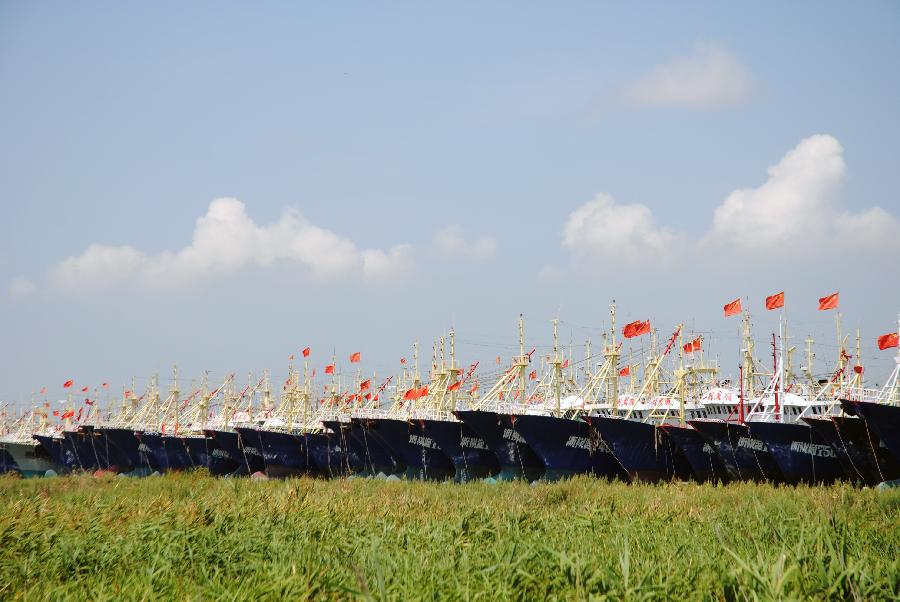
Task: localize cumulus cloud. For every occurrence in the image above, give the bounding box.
[562,193,678,261]
[51,198,412,292]
[623,43,752,108]
[560,134,899,271]
[8,277,36,296]
[434,225,497,259]
[704,134,899,252]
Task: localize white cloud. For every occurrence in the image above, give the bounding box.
[8,277,36,296]
[361,244,414,283]
[560,135,899,271]
[623,43,752,108]
[704,134,899,252]
[51,198,412,292]
[434,225,497,259]
[562,193,678,262]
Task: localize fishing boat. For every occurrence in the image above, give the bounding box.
[745,322,850,485]
[1,411,57,476]
[689,315,783,483]
[839,334,900,470]
[586,324,708,483]
[234,363,314,478]
[412,331,499,482]
[137,367,234,473]
[505,313,627,481]
[352,342,456,480]
[204,372,274,476]
[803,359,900,486]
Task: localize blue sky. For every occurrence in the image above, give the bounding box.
[2,2,899,404]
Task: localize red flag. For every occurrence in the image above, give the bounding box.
[85,399,94,406]
[562,359,570,369]
[853,365,864,375]
[818,292,839,311]
[683,337,702,353]
[52,410,59,417]
[302,347,311,357]
[528,370,537,381]
[623,320,651,338]
[124,390,132,399]
[373,393,379,402]
[76,408,83,422]
[63,380,74,388]
[448,381,461,392]
[723,298,742,317]
[43,402,50,408]
[350,352,361,363]
[765,292,785,311]
[364,393,372,401]
[325,365,335,375]
[360,380,371,391]
[417,386,429,399]
[468,384,478,395]
[81,386,89,393]
[877,332,899,350]
[619,366,630,377]
[403,388,416,401]
[400,358,407,365]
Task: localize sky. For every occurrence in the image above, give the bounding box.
[2,2,899,406]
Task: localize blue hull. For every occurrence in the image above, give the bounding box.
[416,419,500,482]
[453,410,544,481]
[93,427,153,471]
[804,416,900,485]
[319,421,369,476]
[687,420,783,483]
[353,418,454,481]
[305,432,357,478]
[205,429,266,475]
[842,400,900,467]
[505,414,626,481]
[748,421,846,485]
[235,427,311,478]
[586,417,693,482]
[179,435,240,476]
[62,430,102,471]
[658,424,730,483]
[137,433,197,471]
[0,447,16,474]
[33,435,80,473]
[346,419,405,476]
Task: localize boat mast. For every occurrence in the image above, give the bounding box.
[553,318,562,416]
[171,364,180,433]
[803,336,816,395]
[607,302,620,413]
[741,312,756,399]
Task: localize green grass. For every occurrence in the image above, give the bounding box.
[0,473,897,601]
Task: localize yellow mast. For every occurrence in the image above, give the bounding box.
[607,303,620,412]
[741,312,756,399]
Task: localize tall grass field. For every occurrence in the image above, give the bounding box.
[0,473,897,600]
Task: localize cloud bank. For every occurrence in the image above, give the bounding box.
[561,134,899,271]
[434,225,497,259]
[51,198,413,292]
[623,43,752,108]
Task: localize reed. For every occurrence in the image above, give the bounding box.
[0,473,897,601]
